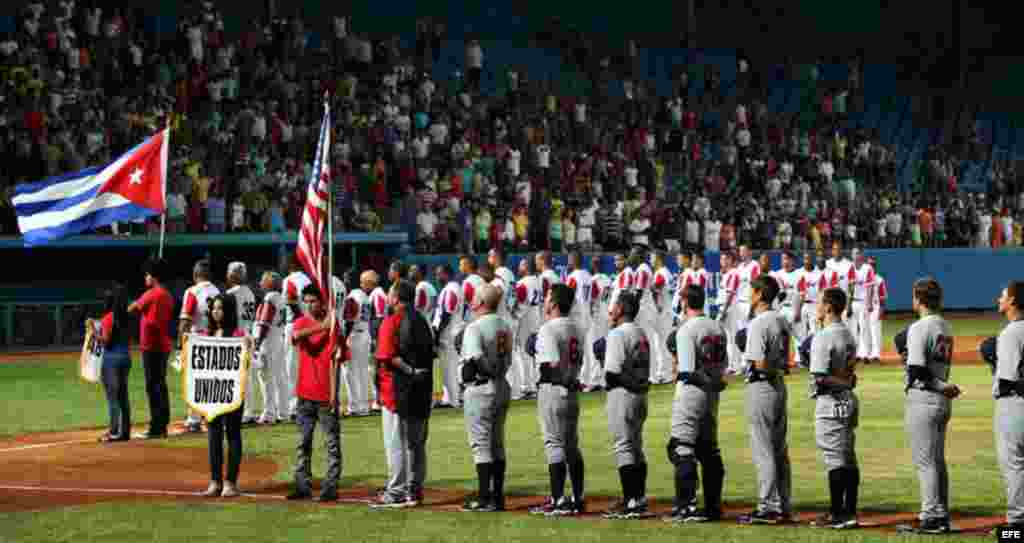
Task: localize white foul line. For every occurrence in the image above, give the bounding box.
[0,439,96,453]
[0,484,374,504]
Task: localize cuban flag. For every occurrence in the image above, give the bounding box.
[13,128,169,247]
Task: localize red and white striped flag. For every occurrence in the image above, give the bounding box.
[295,99,333,308]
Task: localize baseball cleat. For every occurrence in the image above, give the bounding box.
[184,422,203,433]
[602,499,629,519]
[916,517,952,534]
[811,513,856,528]
[665,505,715,523]
[528,497,556,515]
[621,497,652,519]
[737,510,784,525]
[369,493,414,509]
[547,496,580,517]
[461,495,497,512]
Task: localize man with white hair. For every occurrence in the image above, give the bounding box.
[253,271,287,424]
[226,262,261,424]
[343,270,386,417]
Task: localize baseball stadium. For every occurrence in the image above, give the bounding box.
[3,1,1024,542]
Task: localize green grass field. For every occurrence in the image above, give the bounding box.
[0,316,1011,542]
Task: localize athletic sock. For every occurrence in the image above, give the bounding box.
[568,455,585,504]
[549,462,567,502]
[674,457,698,509]
[617,465,631,502]
[828,468,845,517]
[492,460,506,508]
[476,462,493,500]
[637,462,648,499]
[845,466,860,517]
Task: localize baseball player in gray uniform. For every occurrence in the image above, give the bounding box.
[808,287,861,529]
[898,278,961,534]
[992,280,1024,531]
[598,292,652,519]
[664,284,727,524]
[528,284,587,517]
[737,275,795,525]
[459,285,513,513]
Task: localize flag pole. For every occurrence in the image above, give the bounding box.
[159,117,170,259]
[323,93,340,415]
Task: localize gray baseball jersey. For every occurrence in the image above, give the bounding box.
[671,316,727,456]
[604,322,650,467]
[996,320,1024,524]
[809,322,859,470]
[461,313,513,464]
[743,309,793,516]
[535,316,584,465]
[904,314,954,521]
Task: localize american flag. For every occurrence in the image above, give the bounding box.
[295,99,333,307]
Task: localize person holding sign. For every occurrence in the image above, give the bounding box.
[287,285,343,502]
[90,286,133,443]
[192,294,252,498]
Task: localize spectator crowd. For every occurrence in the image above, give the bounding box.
[3,1,1024,252]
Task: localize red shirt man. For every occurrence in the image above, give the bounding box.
[374,306,404,412]
[292,291,337,404]
[133,284,174,353]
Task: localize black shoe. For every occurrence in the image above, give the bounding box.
[666,505,716,523]
[314,492,338,502]
[286,489,311,500]
[918,517,952,534]
[738,510,783,525]
[602,499,629,519]
[461,495,496,512]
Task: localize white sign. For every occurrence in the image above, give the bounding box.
[182,335,251,421]
[80,320,103,384]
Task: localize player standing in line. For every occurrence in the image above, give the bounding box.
[735,244,762,323]
[670,253,693,328]
[340,271,379,417]
[898,278,961,534]
[599,292,652,519]
[807,287,861,529]
[737,275,795,524]
[432,265,464,408]
[826,242,854,322]
[179,259,222,432]
[665,284,727,524]
[565,251,595,388]
[797,253,827,349]
[528,284,587,516]
[226,262,260,425]
[489,249,517,311]
[611,253,635,306]
[282,256,312,421]
[458,285,514,512]
[632,251,661,374]
[688,253,710,315]
[650,252,675,384]
[992,280,1024,531]
[514,259,542,400]
[773,252,802,369]
[848,248,876,365]
[865,256,886,364]
[717,252,742,374]
[253,271,287,424]
[584,256,612,392]
[367,273,389,412]
[410,266,437,324]
[537,251,562,299]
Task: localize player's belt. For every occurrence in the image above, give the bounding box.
[747,369,782,383]
[351,325,368,333]
[538,363,580,390]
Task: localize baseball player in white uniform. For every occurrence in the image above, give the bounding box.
[735,244,762,328]
[772,252,802,369]
[670,253,692,328]
[866,256,886,364]
[584,256,612,392]
[565,251,595,387]
[826,242,854,323]
[341,271,384,417]
[179,259,221,432]
[610,253,636,308]
[433,264,464,408]
[536,251,562,303]
[717,252,743,374]
[252,271,287,424]
[226,262,261,424]
[410,265,437,324]
[632,252,661,367]
[848,248,876,365]
[282,256,312,420]
[487,251,520,395]
[650,252,675,384]
[514,259,543,399]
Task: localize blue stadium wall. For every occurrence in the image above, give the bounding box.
[403,249,1024,312]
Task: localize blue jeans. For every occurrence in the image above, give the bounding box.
[101,352,131,437]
